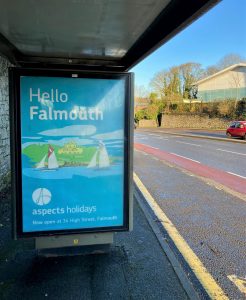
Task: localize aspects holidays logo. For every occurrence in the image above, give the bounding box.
[32,188,52,206]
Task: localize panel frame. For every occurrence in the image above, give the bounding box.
[9,67,134,239]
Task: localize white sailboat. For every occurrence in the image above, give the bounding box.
[87,141,110,169]
[87,151,98,168]
[48,146,59,169]
[35,145,59,170]
[36,154,47,169]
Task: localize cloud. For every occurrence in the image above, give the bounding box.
[22,142,47,149]
[22,136,42,140]
[92,130,123,140]
[96,80,125,112]
[105,141,123,145]
[46,137,93,146]
[39,125,96,137]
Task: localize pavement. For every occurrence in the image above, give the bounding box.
[0,186,190,300]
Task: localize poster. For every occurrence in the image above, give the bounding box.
[19,74,128,234]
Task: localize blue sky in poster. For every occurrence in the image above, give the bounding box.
[20,76,126,233]
[21,76,125,139]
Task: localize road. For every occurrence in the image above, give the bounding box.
[134,129,246,300]
[136,130,246,179]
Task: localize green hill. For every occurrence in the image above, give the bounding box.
[22,143,97,167]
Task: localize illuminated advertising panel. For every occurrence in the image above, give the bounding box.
[10,69,133,238]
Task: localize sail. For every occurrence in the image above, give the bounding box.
[37,188,45,205]
[36,155,46,169]
[48,146,59,169]
[98,145,110,168]
[87,150,98,168]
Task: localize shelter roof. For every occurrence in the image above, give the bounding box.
[0,0,219,70]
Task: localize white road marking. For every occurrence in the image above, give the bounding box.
[170,152,200,163]
[216,148,246,156]
[148,134,161,137]
[176,141,201,147]
[140,144,159,150]
[214,186,222,191]
[152,157,159,161]
[228,275,246,295]
[227,172,246,179]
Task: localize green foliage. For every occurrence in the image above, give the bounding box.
[135,98,166,121]
[150,62,202,101]
[23,144,50,163]
[135,109,148,121]
[161,99,245,120]
[136,98,246,121]
[149,92,158,102]
[58,147,97,165]
[217,100,236,118]
[235,99,246,119]
[22,144,98,166]
[173,103,191,113]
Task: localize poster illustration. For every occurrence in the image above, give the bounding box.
[20,76,126,233]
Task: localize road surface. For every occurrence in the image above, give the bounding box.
[134,129,246,300]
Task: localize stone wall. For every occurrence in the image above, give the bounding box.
[138,119,157,128]
[161,114,230,129]
[0,56,11,191]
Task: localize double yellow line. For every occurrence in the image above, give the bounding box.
[134,172,228,300]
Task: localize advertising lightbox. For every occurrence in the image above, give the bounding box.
[10,68,133,238]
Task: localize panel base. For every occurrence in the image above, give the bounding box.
[35,232,114,251]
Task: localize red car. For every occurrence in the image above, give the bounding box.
[226,121,246,140]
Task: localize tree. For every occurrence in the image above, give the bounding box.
[135,85,149,99]
[229,70,243,101]
[169,66,181,96]
[180,63,202,99]
[150,70,168,99]
[217,53,246,70]
[204,65,219,77]
[202,54,246,79]
[134,85,150,109]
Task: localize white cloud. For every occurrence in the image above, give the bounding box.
[105,141,123,145]
[92,130,123,140]
[39,125,96,137]
[96,80,125,112]
[22,142,47,149]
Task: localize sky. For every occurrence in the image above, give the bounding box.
[131,0,246,90]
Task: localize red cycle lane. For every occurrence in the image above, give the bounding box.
[135,143,246,196]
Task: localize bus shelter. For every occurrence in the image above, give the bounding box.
[0,0,219,252]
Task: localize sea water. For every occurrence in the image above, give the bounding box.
[21,155,124,232]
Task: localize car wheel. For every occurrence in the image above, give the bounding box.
[226,132,232,138]
[242,134,246,140]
